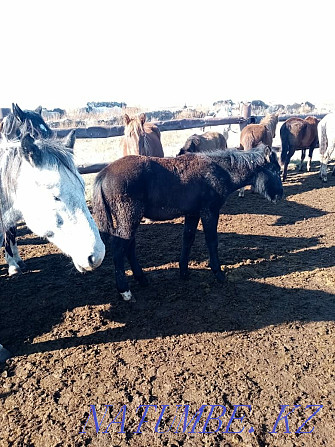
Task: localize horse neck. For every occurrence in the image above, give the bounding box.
[218,151,265,190]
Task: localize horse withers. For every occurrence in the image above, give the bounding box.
[280,116,320,180]
[318,113,335,182]
[177,131,227,155]
[93,144,283,301]
[121,113,164,157]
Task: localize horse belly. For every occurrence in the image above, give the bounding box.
[143,190,200,221]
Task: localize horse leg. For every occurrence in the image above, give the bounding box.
[0,344,11,362]
[126,237,148,286]
[299,149,306,171]
[4,227,28,276]
[200,209,225,283]
[111,236,133,301]
[179,214,200,279]
[282,160,289,181]
[307,145,316,172]
[320,152,330,182]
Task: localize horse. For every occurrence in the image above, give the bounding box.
[0,103,54,140]
[0,104,76,275]
[280,116,320,180]
[121,113,164,157]
[0,132,105,361]
[177,131,227,155]
[318,113,335,182]
[92,144,283,301]
[238,113,279,197]
[239,113,279,150]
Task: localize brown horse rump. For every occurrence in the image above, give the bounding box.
[240,113,279,150]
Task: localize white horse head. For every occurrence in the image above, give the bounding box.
[1,133,105,272]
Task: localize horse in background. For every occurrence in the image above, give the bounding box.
[177,131,227,155]
[239,113,279,150]
[1,103,54,140]
[121,113,164,157]
[92,144,283,301]
[280,116,320,180]
[318,113,335,182]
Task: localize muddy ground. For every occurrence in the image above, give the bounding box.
[1,164,335,447]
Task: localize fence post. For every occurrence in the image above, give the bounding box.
[239,102,251,131]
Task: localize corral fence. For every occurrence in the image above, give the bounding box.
[51,105,327,174]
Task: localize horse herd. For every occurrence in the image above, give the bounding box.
[0,104,334,360]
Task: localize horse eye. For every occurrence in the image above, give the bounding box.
[54,196,61,202]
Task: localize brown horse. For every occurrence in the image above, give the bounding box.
[177,131,227,155]
[121,113,164,157]
[240,113,279,150]
[280,116,320,180]
[92,145,283,300]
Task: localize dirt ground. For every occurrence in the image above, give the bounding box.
[1,161,335,447]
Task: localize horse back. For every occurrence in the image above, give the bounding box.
[281,117,318,148]
[240,124,272,150]
[96,155,220,222]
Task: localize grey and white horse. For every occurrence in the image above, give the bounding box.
[0,133,105,361]
[318,113,335,182]
[1,103,75,275]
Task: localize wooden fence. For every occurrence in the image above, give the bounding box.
[54,110,327,175]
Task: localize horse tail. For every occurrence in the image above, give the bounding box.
[318,119,328,156]
[92,173,115,242]
[280,124,291,164]
[240,133,254,151]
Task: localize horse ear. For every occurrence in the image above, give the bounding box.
[63,129,76,151]
[124,114,130,125]
[12,103,26,123]
[139,113,146,125]
[21,133,42,166]
[35,105,43,115]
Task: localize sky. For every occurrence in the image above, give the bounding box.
[1,0,334,111]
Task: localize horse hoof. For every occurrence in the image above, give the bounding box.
[8,266,21,276]
[17,261,28,272]
[120,290,132,301]
[0,345,11,362]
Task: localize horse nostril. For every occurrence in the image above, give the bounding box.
[88,255,95,267]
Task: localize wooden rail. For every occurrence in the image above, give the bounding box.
[55,116,247,139]
[61,112,327,175]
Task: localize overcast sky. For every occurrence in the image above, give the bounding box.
[1,0,333,111]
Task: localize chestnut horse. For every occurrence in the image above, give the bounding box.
[240,113,279,150]
[177,131,227,155]
[280,116,320,180]
[92,145,283,301]
[121,113,164,157]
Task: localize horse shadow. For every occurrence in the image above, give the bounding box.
[223,187,327,226]
[1,230,334,360]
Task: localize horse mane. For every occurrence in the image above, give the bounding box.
[196,143,273,171]
[260,113,278,135]
[124,116,144,139]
